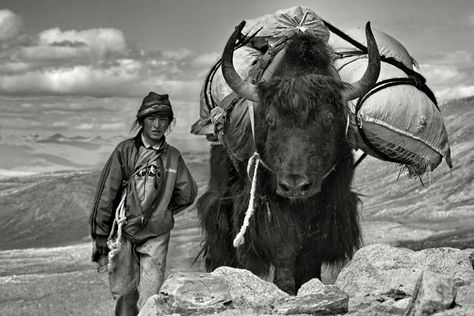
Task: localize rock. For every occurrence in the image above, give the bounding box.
[392,297,411,310]
[405,271,457,316]
[205,309,265,315]
[138,295,165,316]
[211,266,288,313]
[335,244,474,297]
[152,272,233,315]
[456,282,474,308]
[346,303,406,316]
[432,307,474,316]
[348,296,382,313]
[273,279,349,315]
[296,278,326,296]
[347,296,408,315]
[273,292,349,315]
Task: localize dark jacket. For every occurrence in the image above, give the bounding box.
[89,131,197,244]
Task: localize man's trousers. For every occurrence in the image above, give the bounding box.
[108,232,170,316]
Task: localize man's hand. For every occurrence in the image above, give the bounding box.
[91,236,109,263]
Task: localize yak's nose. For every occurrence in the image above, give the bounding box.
[277,174,312,198]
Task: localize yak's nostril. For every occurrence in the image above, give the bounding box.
[279,182,291,192]
[300,183,311,192]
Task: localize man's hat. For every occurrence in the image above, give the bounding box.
[137,92,174,120]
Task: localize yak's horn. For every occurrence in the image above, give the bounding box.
[221,21,260,102]
[342,22,381,101]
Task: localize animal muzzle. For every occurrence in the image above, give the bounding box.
[276,173,320,198]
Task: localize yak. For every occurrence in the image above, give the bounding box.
[197,21,380,294]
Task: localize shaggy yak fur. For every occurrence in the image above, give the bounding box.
[197,33,362,294]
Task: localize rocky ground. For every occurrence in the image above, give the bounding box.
[138,245,474,316]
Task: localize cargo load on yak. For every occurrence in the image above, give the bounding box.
[191,6,452,176]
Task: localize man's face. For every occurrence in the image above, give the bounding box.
[142,113,170,145]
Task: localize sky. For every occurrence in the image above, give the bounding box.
[0,0,473,140]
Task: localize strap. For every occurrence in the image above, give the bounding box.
[121,162,149,187]
[354,152,368,168]
[248,103,256,146]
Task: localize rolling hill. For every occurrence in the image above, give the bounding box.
[0,152,210,250]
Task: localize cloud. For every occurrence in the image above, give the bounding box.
[421,64,466,85]
[0,52,211,100]
[0,26,212,100]
[0,10,220,101]
[421,50,473,65]
[39,27,127,54]
[162,48,192,60]
[191,52,220,68]
[0,61,31,74]
[418,50,474,101]
[435,85,474,101]
[421,62,474,100]
[19,27,127,61]
[469,13,474,26]
[0,9,22,41]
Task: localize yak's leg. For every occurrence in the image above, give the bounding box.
[273,246,297,295]
[197,144,237,270]
[294,248,322,290]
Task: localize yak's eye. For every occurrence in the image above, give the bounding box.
[323,112,334,128]
[265,113,276,127]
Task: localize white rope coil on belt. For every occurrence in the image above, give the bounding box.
[107,189,127,270]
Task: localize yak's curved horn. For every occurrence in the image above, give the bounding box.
[342,22,381,101]
[221,21,260,102]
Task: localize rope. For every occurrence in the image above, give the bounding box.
[234,101,263,247]
[233,151,260,247]
[106,188,127,271]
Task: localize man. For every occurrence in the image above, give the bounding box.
[89,92,198,315]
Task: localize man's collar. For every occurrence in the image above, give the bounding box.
[141,133,164,150]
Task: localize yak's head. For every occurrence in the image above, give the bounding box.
[222,21,380,199]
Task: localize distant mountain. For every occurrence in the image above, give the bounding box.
[0,132,209,176]
[0,96,472,251]
[48,133,67,141]
[0,134,119,174]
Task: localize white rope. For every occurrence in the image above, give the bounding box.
[233,152,260,248]
[107,189,127,270]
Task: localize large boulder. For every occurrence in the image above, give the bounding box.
[138,272,232,316]
[211,266,288,313]
[335,244,474,298]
